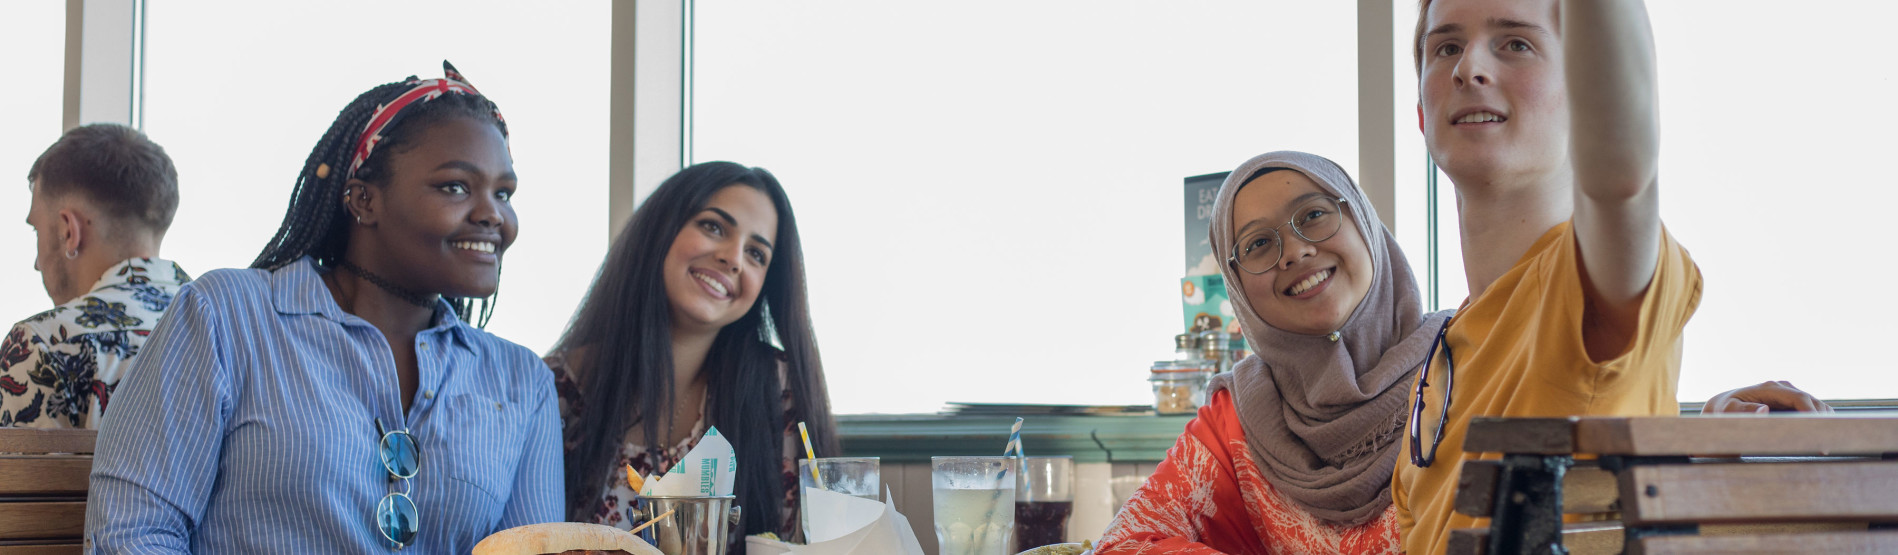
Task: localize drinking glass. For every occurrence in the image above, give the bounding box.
[931,456,1016,555]
[630,495,741,555]
[797,456,880,543]
[1012,456,1073,552]
[1108,475,1148,513]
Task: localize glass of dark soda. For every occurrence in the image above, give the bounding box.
[1013,455,1073,551]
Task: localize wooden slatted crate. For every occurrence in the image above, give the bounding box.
[1448,414,1898,555]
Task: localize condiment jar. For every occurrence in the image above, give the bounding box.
[1149,361,1214,415]
[1173,333,1202,361]
[1198,330,1232,374]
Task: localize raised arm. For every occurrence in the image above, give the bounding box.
[1565,0,1665,359]
[85,286,229,553]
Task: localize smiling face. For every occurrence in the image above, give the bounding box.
[1418,0,1569,187]
[1230,170,1374,335]
[662,185,778,334]
[357,117,518,299]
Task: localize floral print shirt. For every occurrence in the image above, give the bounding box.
[546,351,803,546]
[1098,389,1400,555]
[0,258,190,428]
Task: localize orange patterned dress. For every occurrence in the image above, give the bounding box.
[1097,390,1401,555]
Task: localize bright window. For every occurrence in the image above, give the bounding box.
[694,1,1360,413]
[142,1,610,353]
[1652,1,1898,401]
[1417,2,1898,401]
[0,2,67,325]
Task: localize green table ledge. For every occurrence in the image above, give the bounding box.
[837,414,1194,464]
[836,399,1896,464]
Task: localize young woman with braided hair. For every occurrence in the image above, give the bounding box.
[87,62,563,553]
[249,73,504,326]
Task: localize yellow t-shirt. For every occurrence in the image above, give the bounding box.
[1392,221,1702,555]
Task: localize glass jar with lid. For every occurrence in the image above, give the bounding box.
[1173,333,1203,361]
[1149,360,1215,415]
[1198,330,1231,374]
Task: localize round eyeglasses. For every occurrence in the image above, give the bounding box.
[375,418,422,549]
[1227,196,1351,275]
[1409,318,1454,467]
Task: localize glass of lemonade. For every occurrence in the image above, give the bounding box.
[931,456,1016,555]
[797,457,880,543]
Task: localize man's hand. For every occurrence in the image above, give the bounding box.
[1701,381,1833,414]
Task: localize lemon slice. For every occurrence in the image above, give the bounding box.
[625,463,645,492]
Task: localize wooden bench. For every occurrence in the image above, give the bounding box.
[1447,414,1898,555]
[0,428,94,555]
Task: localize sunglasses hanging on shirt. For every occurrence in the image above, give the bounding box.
[1409,317,1454,467]
[375,417,423,549]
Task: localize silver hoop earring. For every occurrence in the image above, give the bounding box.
[65,250,78,260]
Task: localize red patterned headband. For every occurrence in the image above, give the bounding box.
[345,61,508,180]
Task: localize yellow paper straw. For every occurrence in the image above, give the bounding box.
[798,421,824,485]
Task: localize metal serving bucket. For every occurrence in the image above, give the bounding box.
[631,495,742,555]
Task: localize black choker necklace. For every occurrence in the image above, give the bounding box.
[334,259,437,309]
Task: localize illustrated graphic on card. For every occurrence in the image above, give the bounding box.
[639,426,737,496]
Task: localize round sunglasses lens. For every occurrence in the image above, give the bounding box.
[376,493,420,547]
[379,431,421,479]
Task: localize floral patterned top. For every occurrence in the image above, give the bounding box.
[0,258,190,428]
[546,351,803,545]
[1098,389,1401,555]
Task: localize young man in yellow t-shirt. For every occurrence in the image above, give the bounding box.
[1391,1,1826,554]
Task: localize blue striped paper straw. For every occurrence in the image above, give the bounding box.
[1004,417,1024,457]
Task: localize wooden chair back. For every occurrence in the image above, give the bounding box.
[1447,414,1898,555]
[0,428,95,555]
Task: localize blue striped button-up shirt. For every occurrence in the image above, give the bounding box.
[86,258,563,553]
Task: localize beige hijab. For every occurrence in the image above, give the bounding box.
[1206,151,1450,525]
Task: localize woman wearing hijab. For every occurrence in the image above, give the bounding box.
[1096,151,1827,554]
[1099,151,1433,554]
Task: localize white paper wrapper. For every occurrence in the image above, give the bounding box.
[745,536,795,555]
[801,488,885,543]
[640,426,738,496]
[745,487,925,555]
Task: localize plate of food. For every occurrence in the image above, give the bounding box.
[1016,540,1093,555]
[472,522,664,555]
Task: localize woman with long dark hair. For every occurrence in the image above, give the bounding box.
[552,161,836,546]
[87,63,562,553]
